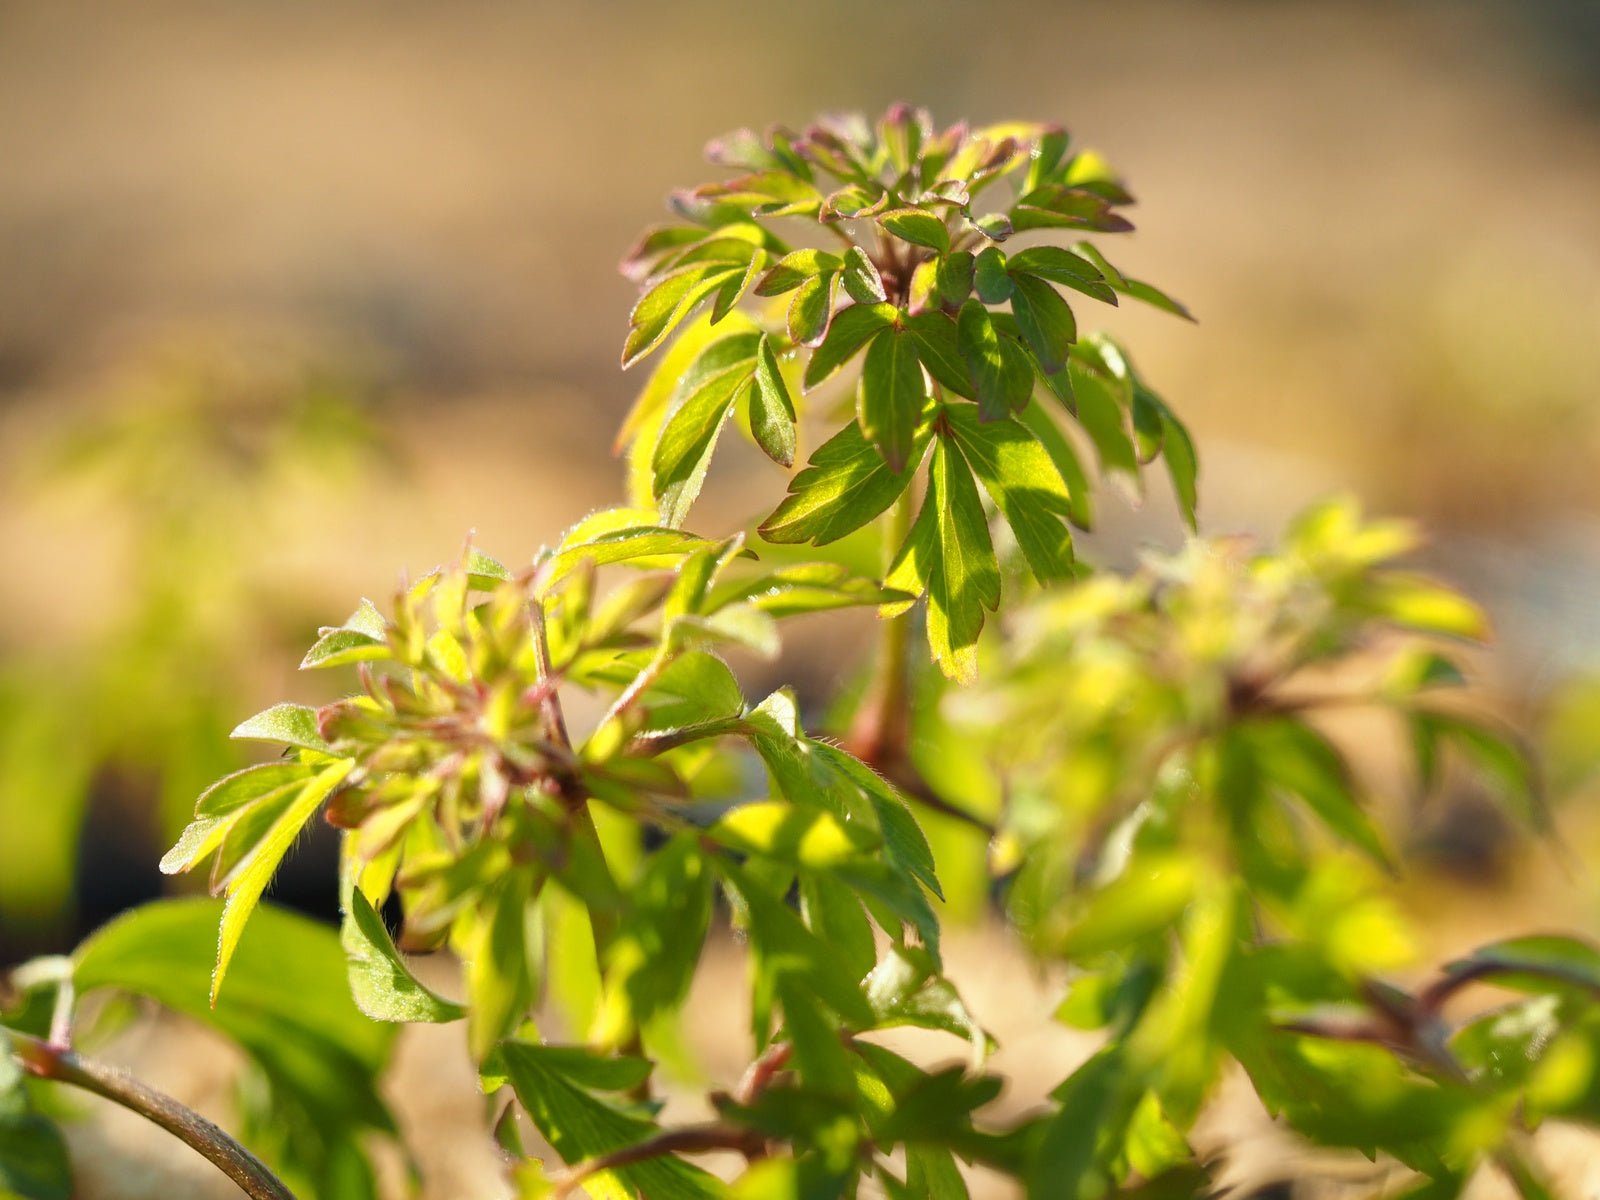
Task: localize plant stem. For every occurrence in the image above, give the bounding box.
[547,1124,761,1197]
[47,975,75,1050]
[8,1029,296,1200]
[527,594,571,751]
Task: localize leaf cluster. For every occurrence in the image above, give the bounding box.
[953,496,1563,1192]
[616,107,1195,682]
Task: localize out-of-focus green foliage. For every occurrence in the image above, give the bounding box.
[946,496,1576,1193]
[74,900,399,1198]
[0,350,380,939]
[5,107,1599,1200]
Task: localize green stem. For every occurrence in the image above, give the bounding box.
[8,1029,296,1200]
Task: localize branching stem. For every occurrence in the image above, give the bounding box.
[8,1029,296,1200]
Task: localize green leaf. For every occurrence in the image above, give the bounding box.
[707,562,901,618]
[1006,245,1103,285]
[0,1033,71,1200]
[1381,648,1468,698]
[1058,856,1197,958]
[803,302,898,390]
[1071,241,1126,288]
[1006,246,1116,304]
[903,311,972,398]
[858,327,926,472]
[1069,244,1192,319]
[1026,1047,1132,1200]
[301,599,391,670]
[879,208,950,254]
[824,183,888,219]
[883,480,937,618]
[925,437,1001,684]
[813,748,941,901]
[1009,274,1076,373]
[800,874,877,985]
[1236,721,1393,869]
[869,1060,1004,1150]
[593,835,714,1046]
[620,224,705,282]
[1413,712,1544,832]
[230,703,329,754]
[623,263,741,367]
[956,301,1032,421]
[465,548,514,587]
[711,802,878,870]
[756,249,843,297]
[722,860,875,1030]
[1021,126,1071,193]
[465,871,538,1061]
[343,886,465,1024]
[788,270,838,347]
[510,1044,654,1094]
[903,1147,969,1200]
[1361,573,1489,641]
[842,246,886,304]
[497,1041,723,1200]
[945,406,1075,584]
[542,525,715,589]
[1069,359,1140,490]
[74,899,395,1134]
[300,626,388,671]
[748,335,798,468]
[759,420,927,546]
[160,761,318,876]
[640,649,745,731]
[653,357,754,527]
[1010,185,1134,235]
[711,251,767,325]
[1017,403,1094,529]
[1152,397,1197,530]
[971,212,1013,242]
[777,975,858,1097]
[618,313,756,508]
[973,247,1012,304]
[1122,277,1194,321]
[864,944,992,1060]
[934,251,974,306]
[212,758,355,1002]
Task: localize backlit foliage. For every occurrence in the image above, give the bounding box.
[5,108,1599,1200]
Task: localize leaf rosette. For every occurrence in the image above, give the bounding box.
[617,105,1198,681]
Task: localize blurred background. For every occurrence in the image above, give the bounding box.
[2,0,1599,1193]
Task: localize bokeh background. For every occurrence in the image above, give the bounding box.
[3,1,1600,1195]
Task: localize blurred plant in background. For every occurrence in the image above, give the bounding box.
[0,337,384,956]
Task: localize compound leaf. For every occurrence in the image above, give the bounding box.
[946,406,1074,584]
[759,420,927,546]
[925,437,1001,684]
[498,1041,723,1200]
[858,326,926,471]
